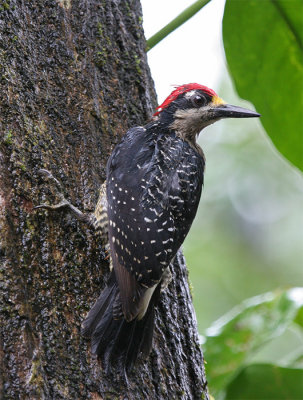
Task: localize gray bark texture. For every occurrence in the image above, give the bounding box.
[0,1,209,399]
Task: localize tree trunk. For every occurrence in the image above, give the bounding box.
[0,1,208,399]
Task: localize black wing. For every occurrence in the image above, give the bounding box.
[106,126,204,319]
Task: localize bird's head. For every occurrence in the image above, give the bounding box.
[153,83,260,146]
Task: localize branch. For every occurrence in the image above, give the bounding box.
[146,0,212,51]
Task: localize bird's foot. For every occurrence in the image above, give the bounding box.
[35,169,92,226]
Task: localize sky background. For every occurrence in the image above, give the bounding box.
[141,0,225,101]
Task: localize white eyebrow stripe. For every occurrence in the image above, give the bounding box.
[184,90,197,99]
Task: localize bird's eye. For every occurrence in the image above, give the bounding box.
[192,94,207,107]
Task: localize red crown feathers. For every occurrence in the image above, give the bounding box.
[153,83,218,116]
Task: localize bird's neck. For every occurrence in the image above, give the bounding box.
[168,118,205,157]
[151,113,205,157]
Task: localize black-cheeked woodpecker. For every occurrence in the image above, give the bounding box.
[36,83,260,375]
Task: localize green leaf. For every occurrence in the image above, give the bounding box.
[290,354,303,369]
[223,0,303,171]
[226,364,303,400]
[294,304,303,328]
[203,288,303,396]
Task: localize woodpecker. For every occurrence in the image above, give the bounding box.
[36,83,260,375]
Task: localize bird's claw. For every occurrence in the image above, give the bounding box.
[34,199,71,212]
[35,169,70,212]
[37,169,63,191]
[35,169,101,230]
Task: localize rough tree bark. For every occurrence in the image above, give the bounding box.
[0,1,208,399]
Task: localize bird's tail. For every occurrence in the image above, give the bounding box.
[81,272,160,374]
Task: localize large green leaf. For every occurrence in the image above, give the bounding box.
[203,288,303,396]
[226,364,303,400]
[223,0,303,171]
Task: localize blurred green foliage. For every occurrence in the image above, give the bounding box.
[202,289,303,398]
[186,82,303,395]
[226,364,303,400]
[223,0,303,171]
[186,0,303,398]
[185,76,303,333]
[146,0,303,397]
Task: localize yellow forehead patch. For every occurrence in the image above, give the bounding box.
[212,96,226,106]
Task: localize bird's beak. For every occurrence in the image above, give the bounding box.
[213,103,261,119]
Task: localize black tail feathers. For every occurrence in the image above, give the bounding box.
[81,273,159,375]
